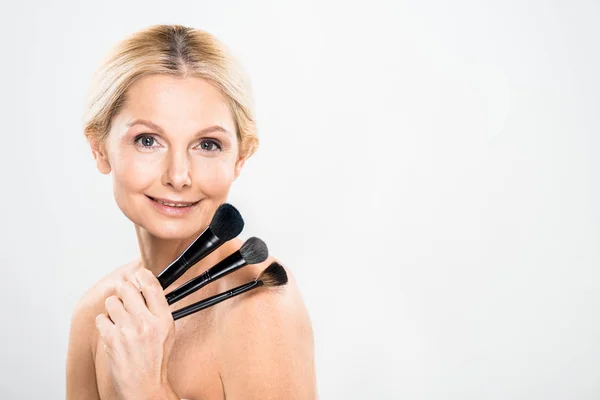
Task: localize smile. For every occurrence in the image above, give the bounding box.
[146,195,201,215]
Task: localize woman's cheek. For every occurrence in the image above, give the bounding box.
[193,157,236,196]
[117,151,161,191]
[111,152,159,214]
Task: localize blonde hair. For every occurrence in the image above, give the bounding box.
[83,24,258,159]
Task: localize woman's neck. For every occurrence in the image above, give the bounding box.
[135,226,207,277]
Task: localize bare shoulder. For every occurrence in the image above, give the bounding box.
[69,259,143,352]
[75,260,142,316]
[215,256,317,399]
[224,257,311,330]
[66,259,142,399]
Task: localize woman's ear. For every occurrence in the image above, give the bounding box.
[233,156,246,181]
[90,138,112,175]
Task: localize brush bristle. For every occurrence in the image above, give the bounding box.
[258,262,288,287]
[209,203,244,241]
[240,237,269,265]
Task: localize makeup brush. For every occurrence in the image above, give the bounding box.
[172,262,288,321]
[157,203,244,289]
[165,237,268,305]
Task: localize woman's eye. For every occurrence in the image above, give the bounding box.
[133,134,158,149]
[199,139,222,152]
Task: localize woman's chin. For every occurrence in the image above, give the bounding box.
[138,221,206,240]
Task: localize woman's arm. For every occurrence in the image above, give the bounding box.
[218,285,317,399]
[66,299,101,400]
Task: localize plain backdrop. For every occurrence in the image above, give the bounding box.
[0,0,598,399]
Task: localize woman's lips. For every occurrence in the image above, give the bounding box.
[146,195,200,217]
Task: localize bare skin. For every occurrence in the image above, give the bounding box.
[66,74,317,399]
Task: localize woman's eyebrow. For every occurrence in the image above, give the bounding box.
[126,118,233,137]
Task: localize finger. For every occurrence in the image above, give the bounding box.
[95,313,116,344]
[116,280,151,320]
[104,295,129,326]
[122,269,142,291]
[135,268,170,317]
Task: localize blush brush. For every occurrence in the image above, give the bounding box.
[171,261,288,321]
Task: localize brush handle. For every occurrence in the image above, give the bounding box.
[165,270,210,305]
[157,227,221,290]
[172,280,263,321]
[165,251,248,305]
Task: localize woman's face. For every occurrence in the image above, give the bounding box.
[91,74,245,240]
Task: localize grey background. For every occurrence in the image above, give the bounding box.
[0,0,598,398]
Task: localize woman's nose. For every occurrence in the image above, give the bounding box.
[162,149,192,190]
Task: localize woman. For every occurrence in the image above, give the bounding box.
[66,24,316,400]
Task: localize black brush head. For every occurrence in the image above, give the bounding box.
[209,203,244,241]
[258,262,288,287]
[239,237,269,265]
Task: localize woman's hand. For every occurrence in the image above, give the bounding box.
[95,268,177,400]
